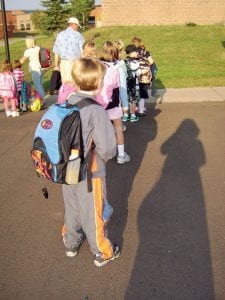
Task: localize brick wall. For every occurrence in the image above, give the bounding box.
[101,0,225,26]
[0,11,16,38]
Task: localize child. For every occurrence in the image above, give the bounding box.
[29,87,41,112]
[58,54,113,224]
[62,57,120,267]
[81,40,97,58]
[131,36,158,98]
[124,44,141,122]
[0,60,19,117]
[96,41,130,165]
[114,40,129,123]
[13,60,24,111]
[20,36,46,107]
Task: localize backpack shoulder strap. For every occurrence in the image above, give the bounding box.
[68,97,99,193]
[66,96,100,110]
[75,97,100,109]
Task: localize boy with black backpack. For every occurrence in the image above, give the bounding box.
[62,58,120,267]
[124,44,141,122]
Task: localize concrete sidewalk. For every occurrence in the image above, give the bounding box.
[46,87,225,105]
[1,86,225,112]
[148,86,225,103]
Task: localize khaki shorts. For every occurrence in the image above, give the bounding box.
[60,60,75,83]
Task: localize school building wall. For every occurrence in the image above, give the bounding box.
[0,11,16,38]
[0,10,36,39]
[101,0,225,26]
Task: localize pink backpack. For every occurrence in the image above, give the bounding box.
[0,72,16,98]
[95,62,120,109]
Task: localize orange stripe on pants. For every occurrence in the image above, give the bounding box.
[92,177,113,260]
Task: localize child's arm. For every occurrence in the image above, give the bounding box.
[20,56,28,64]
[8,74,17,94]
[21,70,25,82]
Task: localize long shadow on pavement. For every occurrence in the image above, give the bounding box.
[106,104,161,247]
[125,119,215,299]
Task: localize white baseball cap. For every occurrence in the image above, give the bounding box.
[68,17,81,27]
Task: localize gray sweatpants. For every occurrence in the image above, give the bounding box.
[62,176,113,259]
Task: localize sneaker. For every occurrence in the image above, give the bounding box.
[139,112,146,117]
[130,115,139,122]
[122,114,129,122]
[11,111,19,117]
[94,244,120,267]
[65,237,85,257]
[41,102,47,109]
[6,111,11,117]
[117,152,130,164]
[22,103,27,112]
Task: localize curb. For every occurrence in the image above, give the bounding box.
[1,87,225,112]
[147,87,225,103]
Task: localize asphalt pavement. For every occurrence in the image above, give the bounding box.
[0,87,225,299]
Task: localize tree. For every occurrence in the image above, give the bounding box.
[39,0,71,35]
[69,0,95,29]
[30,11,44,31]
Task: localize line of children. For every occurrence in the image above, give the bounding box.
[46,37,156,267]
[0,57,47,116]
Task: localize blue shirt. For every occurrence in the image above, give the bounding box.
[53,27,85,60]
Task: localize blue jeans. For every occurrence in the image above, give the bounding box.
[120,86,129,109]
[31,71,45,100]
[103,199,113,222]
[151,76,156,97]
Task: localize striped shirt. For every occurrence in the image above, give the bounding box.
[13,68,24,91]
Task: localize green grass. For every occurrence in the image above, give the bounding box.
[0,25,225,89]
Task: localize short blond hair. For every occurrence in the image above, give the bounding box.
[81,41,97,58]
[25,36,35,49]
[71,58,106,91]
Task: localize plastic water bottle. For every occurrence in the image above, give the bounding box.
[65,150,81,185]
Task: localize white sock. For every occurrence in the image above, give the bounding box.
[139,98,145,113]
[118,144,124,157]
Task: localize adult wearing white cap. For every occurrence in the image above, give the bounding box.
[53,17,85,83]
